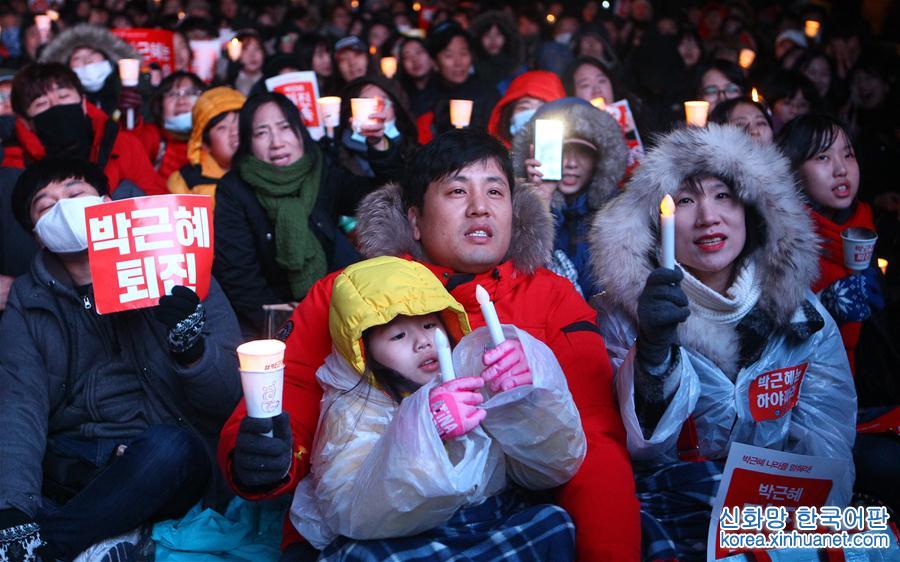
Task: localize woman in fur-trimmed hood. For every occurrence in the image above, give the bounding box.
[39,24,139,115]
[512,97,628,297]
[590,124,856,561]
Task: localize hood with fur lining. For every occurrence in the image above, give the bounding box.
[590,123,819,329]
[40,24,139,65]
[510,97,628,211]
[355,182,553,275]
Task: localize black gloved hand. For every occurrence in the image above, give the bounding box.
[233,412,293,491]
[636,267,690,369]
[155,285,206,364]
[0,509,52,562]
[117,86,143,113]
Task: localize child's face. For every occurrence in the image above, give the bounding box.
[367,313,444,386]
[800,130,859,212]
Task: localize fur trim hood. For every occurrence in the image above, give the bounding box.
[40,24,139,65]
[355,182,553,275]
[590,123,819,328]
[511,97,628,211]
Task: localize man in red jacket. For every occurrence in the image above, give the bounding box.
[218,129,641,561]
[3,62,166,196]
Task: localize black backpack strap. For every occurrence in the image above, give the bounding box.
[96,120,119,170]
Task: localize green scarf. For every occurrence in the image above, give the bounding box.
[240,147,326,299]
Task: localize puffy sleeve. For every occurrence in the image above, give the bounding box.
[453,325,586,490]
[291,353,497,549]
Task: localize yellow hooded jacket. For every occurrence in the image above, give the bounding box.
[167,87,246,206]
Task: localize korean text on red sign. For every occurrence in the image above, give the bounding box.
[748,363,808,421]
[86,195,214,314]
[112,28,175,74]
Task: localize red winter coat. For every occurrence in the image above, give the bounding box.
[218,257,641,560]
[487,70,566,148]
[809,202,875,372]
[131,122,189,183]
[2,102,167,196]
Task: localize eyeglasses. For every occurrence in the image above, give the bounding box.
[701,84,742,98]
[164,88,201,100]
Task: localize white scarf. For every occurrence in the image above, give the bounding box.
[681,260,761,325]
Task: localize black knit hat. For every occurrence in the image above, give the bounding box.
[11,157,109,232]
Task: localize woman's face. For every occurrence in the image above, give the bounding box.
[401,41,433,79]
[799,130,859,212]
[481,24,505,57]
[728,103,773,144]
[673,177,746,288]
[578,34,605,60]
[573,63,614,103]
[250,101,304,166]
[436,36,471,85]
[312,43,333,77]
[368,23,390,49]
[367,313,443,386]
[173,33,192,71]
[240,38,265,75]
[559,144,596,198]
[336,49,368,83]
[162,76,200,119]
[205,111,239,169]
[700,68,741,111]
[802,57,831,98]
[359,84,395,122]
[678,36,701,67]
[69,47,105,69]
[772,90,810,126]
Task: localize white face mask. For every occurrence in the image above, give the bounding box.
[555,32,573,45]
[351,119,401,143]
[74,60,113,93]
[33,196,104,253]
[164,111,193,134]
[509,108,536,137]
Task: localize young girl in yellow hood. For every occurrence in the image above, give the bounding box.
[289,256,586,561]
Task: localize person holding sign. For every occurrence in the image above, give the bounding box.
[219,129,640,561]
[589,124,856,561]
[212,92,403,337]
[288,256,584,560]
[0,158,242,561]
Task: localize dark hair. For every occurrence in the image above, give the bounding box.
[402,128,513,211]
[425,20,472,59]
[202,111,235,145]
[775,113,854,171]
[295,32,331,71]
[761,70,820,111]
[151,70,205,124]
[709,97,773,130]
[791,49,833,82]
[338,76,418,144]
[11,63,84,118]
[396,36,432,90]
[234,92,310,167]
[12,157,109,232]
[562,56,620,101]
[696,59,747,97]
[361,330,421,404]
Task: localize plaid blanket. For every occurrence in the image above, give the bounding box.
[636,460,724,562]
[318,489,575,561]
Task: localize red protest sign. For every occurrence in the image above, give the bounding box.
[85,195,213,314]
[748,363,808,421]
[265,72,325,138]
[112,28,175,74]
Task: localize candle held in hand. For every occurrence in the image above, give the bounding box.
[660,194,676,269]
[433,327,456,383]
[475,284,505,347]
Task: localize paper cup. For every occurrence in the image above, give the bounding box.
[318,96,341,128]
[684,101,710,127]
[450,99,473,128]
[237,339,285,419]
[350,97,379,129]
[841,228,877,271]
[380,56,398,79]
[118,59,140,87]
[738,48,756,69]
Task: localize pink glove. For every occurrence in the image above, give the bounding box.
[429,377,487,440]
[481,340,532,393]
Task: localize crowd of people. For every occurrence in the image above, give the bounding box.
[0,0,898,561]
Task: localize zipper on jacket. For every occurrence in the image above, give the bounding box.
[82,294,92,310]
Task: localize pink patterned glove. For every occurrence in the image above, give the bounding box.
[481,340,532,393]
[429,377,487,440]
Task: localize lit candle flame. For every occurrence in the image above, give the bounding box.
[227,38,242,61]
[660,194,675,217]
[738,48,755,69]
[878,258,888,275]
[351,0,359,8]
[47,10,59,21]
[804,20,820,39]
[751,88,759,103]
[412,2,422,11]
[591,97,606,109]
[546,14,557,24]
[369,45,377,56]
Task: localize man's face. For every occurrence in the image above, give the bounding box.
[25,82,84,121]
[29,177,102,227]
[408,158,513,274]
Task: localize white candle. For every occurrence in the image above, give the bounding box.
[449,99,473,128]
[118,58,140,86]
[475,284,505,347]
[35,14,51,43]
[380,56,397,79]
[660,194,675,269]
[433,327,456,383]
[684,101,709,127]
[804,20,820,39]
[738,48,755,69]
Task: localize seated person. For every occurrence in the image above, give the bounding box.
[0,158,241,561]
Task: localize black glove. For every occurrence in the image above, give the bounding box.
[0,509,52,562]
[232,413,293,491]
[636,267,690,369]
[155,286,206,364]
